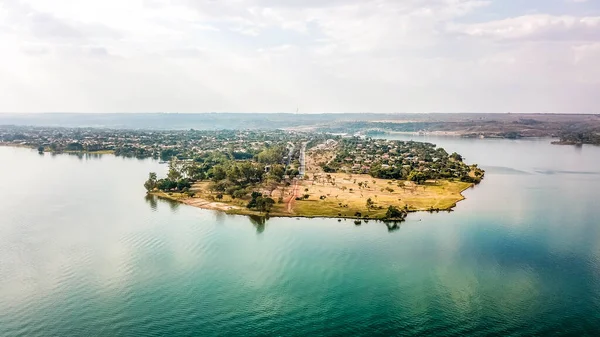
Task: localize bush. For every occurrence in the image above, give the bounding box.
[232,189,247,199]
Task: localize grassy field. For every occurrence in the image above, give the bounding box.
[173,173,472,219]
[291,173,471,218]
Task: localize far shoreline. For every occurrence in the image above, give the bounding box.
[0,143,115,155]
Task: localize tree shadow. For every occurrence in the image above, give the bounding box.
[144,194,158,211]
[248,215,268,234]
[146,193,180,212]
[384,221,402,233]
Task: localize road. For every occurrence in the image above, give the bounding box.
[298,141,307,177]
[285,141,307,213]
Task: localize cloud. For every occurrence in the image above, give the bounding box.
[0,0,598,113]
[19,42,50,56]
[450,14,600,41]
[163,47,207,58]
[2,1,121,41]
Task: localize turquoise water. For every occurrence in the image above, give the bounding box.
[1,137,600,336]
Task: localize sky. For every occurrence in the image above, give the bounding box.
[0,0,599,113]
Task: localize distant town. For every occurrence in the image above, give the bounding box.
[1,112,598,145]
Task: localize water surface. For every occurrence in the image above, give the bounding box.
[1,138,599,336]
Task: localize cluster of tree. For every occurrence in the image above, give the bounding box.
[247,192,275,213]
[210,161,265,185]
[35,141,114,154]
[144,172,192,192]
[160,148,180,161]
[115,146,153,158]
[145,141,291,200]
[369,162,483,184]
[256,145,287,164]
[556,131,600,145]
[325,138,483,185]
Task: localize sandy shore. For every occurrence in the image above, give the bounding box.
[151,191,245,212]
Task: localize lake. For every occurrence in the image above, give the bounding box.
[1,136,600,336]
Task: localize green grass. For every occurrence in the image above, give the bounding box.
[157,177,474,220]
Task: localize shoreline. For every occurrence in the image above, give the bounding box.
[376,131,561,141]
[0,143,115,155]
[149,181,475,221]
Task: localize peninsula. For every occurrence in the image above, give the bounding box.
[0,125,484,220]
[142,130,484,221]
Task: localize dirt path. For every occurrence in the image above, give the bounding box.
[286,179,300,213]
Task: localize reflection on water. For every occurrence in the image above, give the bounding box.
[147,193,181,212]
[385,221,401,232]
[248,215,267,234]
[144,194,158,211]
[167,198,180,212]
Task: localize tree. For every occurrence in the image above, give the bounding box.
[167,161,182,181]
[247,191,263,209]
[256,196,275,212]
[408,171,427,185]
[247,192,274,212]
[210,164,227,181]
[450,152,463,162]
[160,149,178,161]
[256,146,286,164]
[157,178,177,191]
[366,198,375,209]
[268,164,286,181]
[265,178,280,196]
[144,172,158,191]
[176,178,191,191]
[385,206,406,220]
[66,142,84,151]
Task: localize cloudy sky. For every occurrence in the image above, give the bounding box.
[0,0,599,113]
